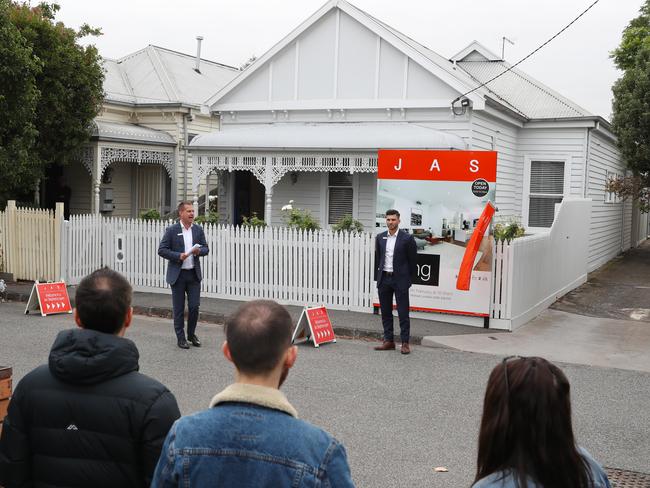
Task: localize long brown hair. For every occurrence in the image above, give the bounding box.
[474,357,592,488]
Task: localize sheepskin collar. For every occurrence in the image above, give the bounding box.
[209,383,298,418]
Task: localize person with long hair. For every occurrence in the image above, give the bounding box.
[472,356,611,488]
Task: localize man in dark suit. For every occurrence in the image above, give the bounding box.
[158,201,209,349]
[375,209,417,354]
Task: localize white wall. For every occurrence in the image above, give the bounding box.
[357,173,377,231]
[217,9,461,109]
[586,130,628,271]
[518,126,586,197]
[269,172,323,226]
[470,111,521,217]
[492,198,592,330]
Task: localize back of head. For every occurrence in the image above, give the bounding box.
[475,357,592,488]
[75,267,132,334]
[225,300,293,375]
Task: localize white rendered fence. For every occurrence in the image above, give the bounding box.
[491,198,592,330]
[64,216,375,311]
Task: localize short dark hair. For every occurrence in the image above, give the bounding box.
[75,267,132,334]
[385,209,400,218]
[177,201,193,214]
[225,300,293,375]
[475,357,592,488]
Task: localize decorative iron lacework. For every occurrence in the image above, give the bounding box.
[100,146,174,177]
[79,146,94,175]
[193,152,378,191]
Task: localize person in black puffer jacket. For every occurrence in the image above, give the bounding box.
[0,267,181,488]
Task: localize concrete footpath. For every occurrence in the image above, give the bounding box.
[424,309,650,373]
[8,270,650,373]
[5,281,496,345]
[425,242,650,373]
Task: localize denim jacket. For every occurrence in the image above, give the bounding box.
[151,383,355,488]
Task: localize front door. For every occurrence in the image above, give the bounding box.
[233,171,265,224]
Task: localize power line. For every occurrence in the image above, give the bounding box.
[452,0,601,109]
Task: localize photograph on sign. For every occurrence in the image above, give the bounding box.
[374,150,497,317]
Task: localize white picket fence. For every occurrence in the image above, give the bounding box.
[64,216,376,311]
[490,198,592,329]
[0,201,64,281]
[2,198,594,325]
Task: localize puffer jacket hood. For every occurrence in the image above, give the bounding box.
[48,328,139,385]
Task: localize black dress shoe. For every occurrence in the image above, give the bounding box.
[177,339,190,349]
[188,334,201,347]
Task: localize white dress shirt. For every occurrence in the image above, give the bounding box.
[181,224,194,270]
[383,229,398,272]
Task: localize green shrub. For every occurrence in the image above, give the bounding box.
[331,214,364,233]
[140,209,161,220]
[195,211,219,224]
[241,213,267,228]
[281,201,320,231]
[493,220,525,242]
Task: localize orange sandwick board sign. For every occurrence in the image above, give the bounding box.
[291,306,336,348]
[24,281,72,317]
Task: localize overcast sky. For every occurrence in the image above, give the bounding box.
[53,0,642,119]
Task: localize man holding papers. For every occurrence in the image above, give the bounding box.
[158,201,210,349]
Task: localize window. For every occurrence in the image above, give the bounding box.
[524,158,568,229]
[328,172,353,224]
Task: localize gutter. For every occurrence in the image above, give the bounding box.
[103,99,197,111]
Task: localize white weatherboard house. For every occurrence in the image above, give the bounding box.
[64,44,239,217]
[190,0,647,273]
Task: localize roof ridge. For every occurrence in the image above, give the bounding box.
[148,44,239,71]
[145,46,180,102]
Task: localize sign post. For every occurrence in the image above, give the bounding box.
[25,281,72,316]
[291,306,336,347]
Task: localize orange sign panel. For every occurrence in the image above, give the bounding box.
[25,281,72,316]
[378,150,497,182]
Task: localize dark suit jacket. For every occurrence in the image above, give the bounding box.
[375,229,418,290]
[158,223,209,285]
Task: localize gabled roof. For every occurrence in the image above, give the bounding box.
[205,1,599,121]
[103,45,239,107]
[450,41,502,62]
[205,0,488,109]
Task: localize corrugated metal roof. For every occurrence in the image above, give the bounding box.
[456,61,592,119]
[103,46,239,107]
[190,123,466,151]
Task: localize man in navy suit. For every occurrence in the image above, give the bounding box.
[375,209,417,354]
[158,201,209,349]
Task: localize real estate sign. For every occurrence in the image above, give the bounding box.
[374,150,498,317]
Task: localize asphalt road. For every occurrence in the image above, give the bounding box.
[2,302,649,487]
